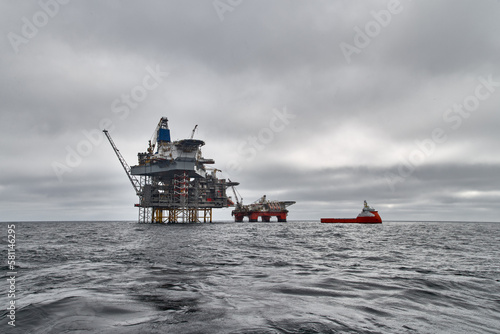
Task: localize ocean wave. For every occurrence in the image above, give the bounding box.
[3,220,500,333]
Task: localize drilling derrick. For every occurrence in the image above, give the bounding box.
[104,117,239,223]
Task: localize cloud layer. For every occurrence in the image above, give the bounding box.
[1,0,499,222]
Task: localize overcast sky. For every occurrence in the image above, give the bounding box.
[1,0,499,222]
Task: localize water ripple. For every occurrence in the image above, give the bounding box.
[2,220,500,333]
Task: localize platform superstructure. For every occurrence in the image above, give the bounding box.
[104,117,238,223]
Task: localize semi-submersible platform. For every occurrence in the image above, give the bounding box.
[232,195,295,222]
[104,117,294,223]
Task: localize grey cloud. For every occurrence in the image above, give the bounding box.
[1,0,499,222]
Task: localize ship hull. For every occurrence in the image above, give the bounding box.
[321,211,382,224]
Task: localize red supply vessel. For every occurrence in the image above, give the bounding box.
[321,201,382,224]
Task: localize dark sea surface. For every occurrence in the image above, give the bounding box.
[1,220,500,333]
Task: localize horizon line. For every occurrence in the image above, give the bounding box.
[1,219,499,224]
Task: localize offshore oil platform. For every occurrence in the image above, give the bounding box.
[231,195,296,222]
[103,117,239,223]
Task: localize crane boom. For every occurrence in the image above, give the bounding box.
[103,130,141,194]
[190,124,198,139]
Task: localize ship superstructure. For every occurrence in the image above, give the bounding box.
[104,117,238,223]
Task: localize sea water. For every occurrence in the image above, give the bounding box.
[1,221,499,333]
